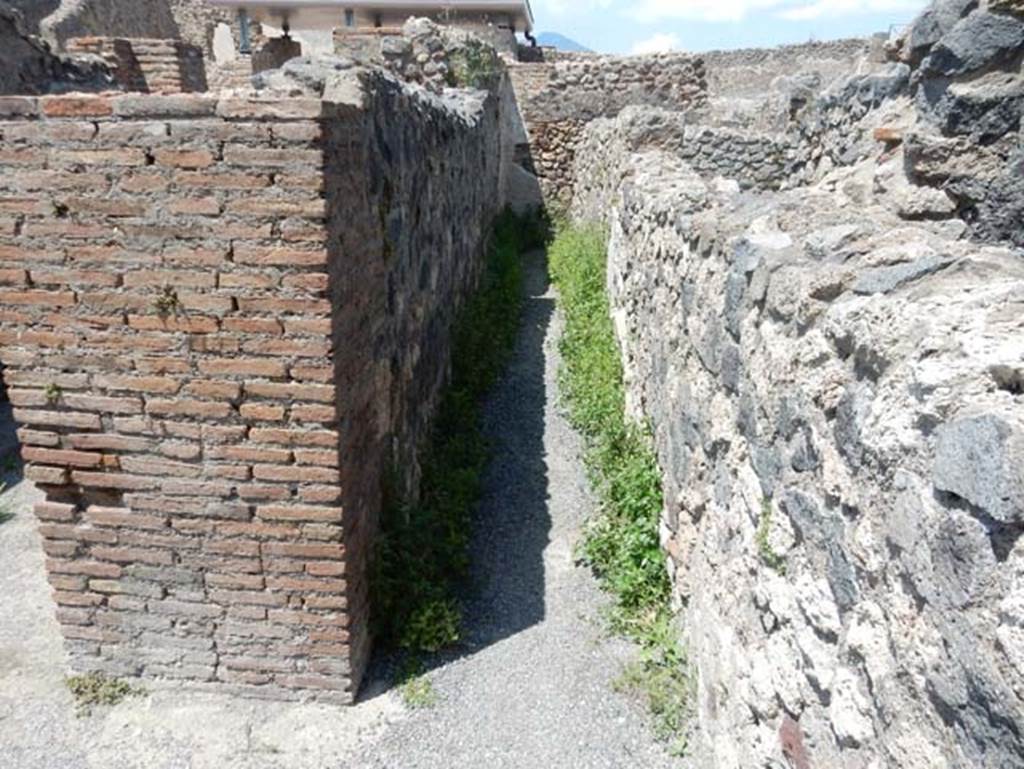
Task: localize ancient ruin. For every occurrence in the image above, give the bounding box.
[0,0,1022,765]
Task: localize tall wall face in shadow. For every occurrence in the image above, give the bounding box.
[0,8,66,95]
[0,5,111,95]
[0,79,499,700]
[570,3,1024,764]
[320,75,502,672]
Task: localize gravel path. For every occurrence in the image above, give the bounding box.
[352,249,680,768]
[0,249,680,768]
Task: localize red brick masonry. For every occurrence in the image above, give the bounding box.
[66,38,208,94]
[0,92,367,702]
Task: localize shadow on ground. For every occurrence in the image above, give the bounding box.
[0,400,24,523]
[362,247,556,693]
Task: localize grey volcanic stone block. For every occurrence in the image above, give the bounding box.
[790,427,821,473]
[751,444,783,496]
[936,71,1024,141]
[922,10,1024,76]
[780,488,858,611]
[852,255,952,295]
[825,64,910,110]
[933,414,1024,523]
[925,618,1024,769]
[720,341,743,394]
[834,385,873,469]
[724,270,748,339]
[904,0,978,63]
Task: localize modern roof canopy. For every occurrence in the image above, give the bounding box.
[205,0,535,32]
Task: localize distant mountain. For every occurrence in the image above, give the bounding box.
[534,32,592,53]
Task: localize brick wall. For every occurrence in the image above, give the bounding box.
[66,37,208,93]
[0,80,500,700]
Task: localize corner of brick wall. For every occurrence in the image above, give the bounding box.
[0,91,364,701]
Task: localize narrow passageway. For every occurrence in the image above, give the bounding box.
[0,249,679,768]
[355,249,680,769]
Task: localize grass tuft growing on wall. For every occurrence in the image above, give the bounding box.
[547,222,692,754]
[371,208,549,654]
[448,39,502,90]
[757,497,787,575]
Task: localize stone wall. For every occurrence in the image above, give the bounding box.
[4,0,258,93]
[569,1,1024,763]
[576,140,1024,768]
[702,37,880,99]
[512,118,584,202]
[327,18,533,212]
[571,65,917,227]
[507,39,891,205]
[0,75,500,700]
[338,13,518,55]
[896,0,1024,247]
[37,0,234,56]
[332,19,501,94]
[166,0,235,55]
[510,54,708,122]
[573,107,801,219]
[41,0,178,49]
[507,52,707,202]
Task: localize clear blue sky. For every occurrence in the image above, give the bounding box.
[532,0,930,54]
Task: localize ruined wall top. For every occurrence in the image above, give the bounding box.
[508,52,707,122]
[701,36,881,97]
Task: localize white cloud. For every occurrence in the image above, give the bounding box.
[631,32,682,54]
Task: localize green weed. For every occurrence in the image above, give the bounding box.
[448,39,501,90]
[44,382,62,404]
[66,673,142,716]
[153,286,181,316]
[397,657,438,709]
[371,208,546,654]
[756,497,787,575]
[615,612,693,755]
[548,222,692,752]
